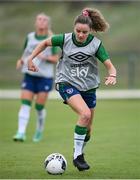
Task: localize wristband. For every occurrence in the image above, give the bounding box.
[109,74,116,78]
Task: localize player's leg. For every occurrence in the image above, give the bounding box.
[58,83,91,170]
[82,108,95,153]
[68,94,91,154]
[67,94,91,171]
[33,92,48,142]
[13,74,35,141]
[13,89,33,141]
[81,90,96,152]
[33,77,53,142]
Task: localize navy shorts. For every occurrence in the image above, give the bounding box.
[21,73,53,93]
[56,83,96,109]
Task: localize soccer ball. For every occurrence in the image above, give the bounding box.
[44,153,67,175]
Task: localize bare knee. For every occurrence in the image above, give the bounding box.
[78,109,91,126]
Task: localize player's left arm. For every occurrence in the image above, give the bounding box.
[45,47,60,63]
[103,59,117,85]
[37,48,60,64]
[96,43,117,85]
[45,54,59,64]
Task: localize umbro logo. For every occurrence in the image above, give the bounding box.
[68,52,91,62]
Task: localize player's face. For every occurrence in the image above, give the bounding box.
[35,15,49,30]
[74,23,91,43]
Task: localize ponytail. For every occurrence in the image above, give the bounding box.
[74,8,110,33]
[82,8,110,32]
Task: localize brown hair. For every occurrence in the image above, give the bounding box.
[74,8,110,32]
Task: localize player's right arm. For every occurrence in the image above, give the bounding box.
[16,58,24,70]
[28,34,64,72]
[16,36,28,70]
[28,37,52,72]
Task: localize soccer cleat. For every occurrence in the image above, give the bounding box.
[73,154,90,171]
[13,132,26,142]
[33,131,42,142]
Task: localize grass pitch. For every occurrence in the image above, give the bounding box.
[0,99,140,179]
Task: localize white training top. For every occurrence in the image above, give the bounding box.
[21,32,55,78]
[55,33,101,91]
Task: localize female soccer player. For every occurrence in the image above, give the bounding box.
[27,8,116,170]
[13,13,59,142]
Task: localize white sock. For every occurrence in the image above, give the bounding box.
[82,141,87,153]
[36,109,46,132]
[74,133,86,159]
[18,104,31,134]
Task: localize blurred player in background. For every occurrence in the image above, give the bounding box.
[13,13,59,142]
[27,8,116,170]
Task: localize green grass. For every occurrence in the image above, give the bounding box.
[0,99,140,179]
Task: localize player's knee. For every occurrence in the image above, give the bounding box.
[80,109,91,125]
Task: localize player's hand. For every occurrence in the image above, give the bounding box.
[28,58,38,72]
[105,75,116,85]
[16,59,23,70]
